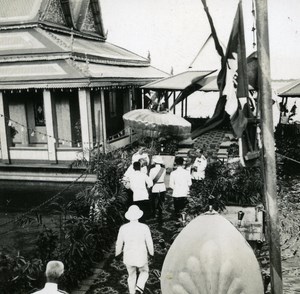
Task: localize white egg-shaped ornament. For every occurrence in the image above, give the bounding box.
[161,213,264,294]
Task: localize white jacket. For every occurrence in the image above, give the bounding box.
[32,283,68,294]
[149,165,166,193]
[115,221,154,267]
[129,170,153,201]
[191,155,207,180]
[169,166,192,197]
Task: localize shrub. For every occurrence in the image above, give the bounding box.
[186,161,263,217]
[0,253,43,294]
[36,228,59,264]
[59,216,98,289]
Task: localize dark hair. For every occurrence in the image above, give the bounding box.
[175,157,184,166]
[133,161,141,170]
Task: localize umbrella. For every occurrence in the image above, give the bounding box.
[123,109,191,139]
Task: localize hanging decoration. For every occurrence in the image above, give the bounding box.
[0,113,128,146]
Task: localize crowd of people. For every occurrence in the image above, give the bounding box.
[118,146,208,293]
[122,147,207,223]
[35,147,208,294]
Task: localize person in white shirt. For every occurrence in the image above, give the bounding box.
[149,155,166,224]
[131,147,150,168]
[115,205,154,294]
[32,260,68,294]
[191,149,208,181]
[169,157,192,218]
[122,158,148,208]
[128,161,153,221]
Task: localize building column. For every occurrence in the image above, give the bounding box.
[43,89,57,163]
[185,97,188,117]
[100,89,107,153]
[0,91,10,163]
[93,91,102,146]
[173,92,176,114]
[129,88,133,110]
[141,89,145,109]
[79,88,93,160]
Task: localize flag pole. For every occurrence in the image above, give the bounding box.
[255,0,283,293]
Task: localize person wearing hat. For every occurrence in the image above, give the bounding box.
[32,260,68,293]
[149,155,166,224]
[115,205,154,294]
[191,149,207,181]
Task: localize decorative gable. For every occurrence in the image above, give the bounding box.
[41,0,67,26]
[81,3,97,33]
[74,0,105,38]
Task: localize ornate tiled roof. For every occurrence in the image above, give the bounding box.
[0,28,149,65]
[0,0,169,88]
[0,0,105,39]
[0,59,168,89]
[0,0,43,24]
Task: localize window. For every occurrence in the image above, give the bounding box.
[33,96,45,126]
[109,91,117,117]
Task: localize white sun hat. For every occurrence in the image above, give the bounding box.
[125,205,143,221]
[153,155,164,165]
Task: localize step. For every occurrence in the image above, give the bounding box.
[0,171,97,183]
[178,138,194,148]
[217,149,228,155]
[220,141,234,148]
[176,148,191,154]
[224,133,236,141]
[175,153,187,158]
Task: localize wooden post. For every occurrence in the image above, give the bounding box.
[0,91,10,163]
[93,91,102,149]
[97,110,101,160]
[100,89,107,153]
[43,89,57,163]
[173,92,176,114]
[141,89,145,109]
[255,0,283,293]
[79,88,93,161]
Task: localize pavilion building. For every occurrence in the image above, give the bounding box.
[0,0,167,175]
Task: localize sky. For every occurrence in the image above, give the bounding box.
[100,0,300,80]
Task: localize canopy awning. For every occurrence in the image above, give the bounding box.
[141,70,217,91]
[123,109,191,139]
[277,80,300,97]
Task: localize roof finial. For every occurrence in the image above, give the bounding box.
[147,51,151,62]
[170,66,174,75]
[105,30,109,38]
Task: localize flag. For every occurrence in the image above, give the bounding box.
[201,0,224,60]
[191,95,229,139]
[217,0,249,138]
[169,83,201,111]
[170,0,224,112]
[192,0,249,137]
[217,1,248,97]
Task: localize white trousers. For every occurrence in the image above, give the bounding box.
[126,263,149,294]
